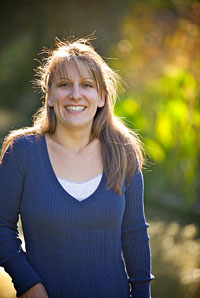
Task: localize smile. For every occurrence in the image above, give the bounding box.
[65,106,86,112]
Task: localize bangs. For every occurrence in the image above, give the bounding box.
[51,55,104,94]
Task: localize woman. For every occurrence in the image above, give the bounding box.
[0,37,154,298]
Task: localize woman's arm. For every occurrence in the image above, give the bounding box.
[121,169,154,298]
[0,138,43,297]
[19,282,49,298]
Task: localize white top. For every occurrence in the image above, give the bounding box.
[57,173,103,201]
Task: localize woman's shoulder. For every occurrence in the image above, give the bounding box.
[4,133,43,159]
[12,133,42,148]
[0,133,42,169]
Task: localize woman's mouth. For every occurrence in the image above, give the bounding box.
[65,105,86,112]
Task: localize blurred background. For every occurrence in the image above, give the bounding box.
[0,0,200,297]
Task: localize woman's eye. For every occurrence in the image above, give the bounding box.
[58,82,69,87]
[83,83,92,88]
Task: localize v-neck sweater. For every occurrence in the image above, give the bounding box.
[0,134,154,298]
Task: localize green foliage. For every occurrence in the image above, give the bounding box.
[111,1,200,210]
[0,34,36,108]
[115,67,200,208]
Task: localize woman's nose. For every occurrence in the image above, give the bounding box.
[69,85,82,100]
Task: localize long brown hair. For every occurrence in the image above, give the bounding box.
[0,37,144,194]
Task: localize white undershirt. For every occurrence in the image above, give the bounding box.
[57,173,103,201]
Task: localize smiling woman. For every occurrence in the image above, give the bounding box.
[0,37,154,298]
[48,61,105,133]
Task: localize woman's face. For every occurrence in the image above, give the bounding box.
[48,61,105,133]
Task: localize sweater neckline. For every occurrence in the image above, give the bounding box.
[38,134,106,206]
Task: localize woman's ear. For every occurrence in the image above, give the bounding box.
[48,98,53,107]
[97,89,106,108]
[47,91,54,107]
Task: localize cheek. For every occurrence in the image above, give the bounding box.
[90,91,102,105]
[53,91,66,104]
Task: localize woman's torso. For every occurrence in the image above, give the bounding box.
[19,134,130,298]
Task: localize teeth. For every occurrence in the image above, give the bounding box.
[66,106,85,111]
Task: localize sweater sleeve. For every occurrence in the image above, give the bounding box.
[0,138,43,297]
[121,168,154,298]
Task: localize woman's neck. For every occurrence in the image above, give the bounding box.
[48,125,94,153]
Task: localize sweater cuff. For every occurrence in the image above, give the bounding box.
[130,281,150,298]
[129,275,154,298]
[4,252,43,297]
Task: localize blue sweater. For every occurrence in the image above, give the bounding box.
[0,134,153,298]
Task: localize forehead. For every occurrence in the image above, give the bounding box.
[53,59,94,81]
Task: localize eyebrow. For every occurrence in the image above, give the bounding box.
[57,77,95,81]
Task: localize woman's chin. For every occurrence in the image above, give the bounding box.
[60,119,93,131]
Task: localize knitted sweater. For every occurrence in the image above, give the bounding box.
[0,134,154,298]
